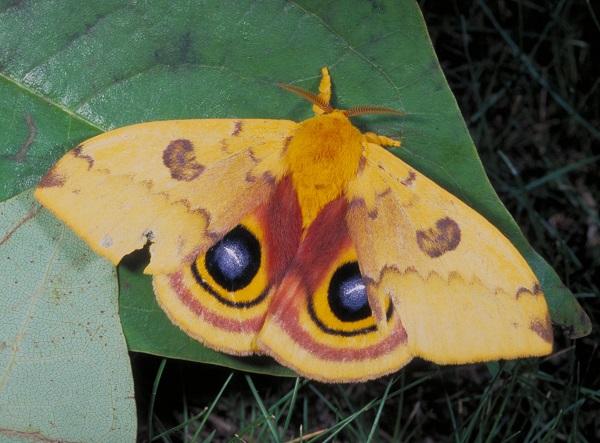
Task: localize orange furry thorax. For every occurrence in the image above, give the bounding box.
[284,111,363,227]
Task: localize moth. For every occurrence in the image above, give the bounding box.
[35,68,552,382]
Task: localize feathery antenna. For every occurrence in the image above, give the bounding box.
[344,106,405,117]
[278,83,334,113]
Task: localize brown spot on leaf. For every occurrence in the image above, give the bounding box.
[530,319,553,343]
[0,205,40,247]
[38,167,65,188]
[416,217,461,258]
[400,170,416,186]
[72,145,94,169]
[11,114,36,163]
[163,139,204,181]
[232,120,243,136]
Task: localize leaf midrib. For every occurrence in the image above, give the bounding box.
[0,71,105,133]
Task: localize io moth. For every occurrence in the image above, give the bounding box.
[35,68,552,383]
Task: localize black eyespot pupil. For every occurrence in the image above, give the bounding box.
[328,262,371,322]
[205,226,260,291]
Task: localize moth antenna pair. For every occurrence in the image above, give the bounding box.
[278,82,404,117]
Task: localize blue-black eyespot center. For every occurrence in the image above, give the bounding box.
[328,262,371,322]
[205,225,260,291]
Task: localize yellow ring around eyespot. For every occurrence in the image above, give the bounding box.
[298,304,391,348]
[193,214,268,306]
[309,247,377,333]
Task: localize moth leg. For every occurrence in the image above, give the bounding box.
[312,67,332,115]
[364,132,401,148]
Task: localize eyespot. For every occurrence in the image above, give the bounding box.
[328,262,371,322]
[307,258,391,337]
[205,226,260,291]
[191,221,268,308]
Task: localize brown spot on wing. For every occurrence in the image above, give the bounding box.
[162,139,204,181]
[347,197,366,211]
[72,145,94,169]
[232,120,243,136]
[248,148,259,164]
[357,155,367,173]
[400,170,416,186]
[376,188,392,199]
[416,217,461,258]
[530,318,553,343]
[282,135,293,153]
[262,171,276,184]
[516,283,544,299]
[38,167,65,188]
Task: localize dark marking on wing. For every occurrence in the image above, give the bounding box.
[38,167,65,188]
[162,139,204,181]
[400,170,416,186]
[232,121,243,136]
[357,155,367,173]
[376,188,392,199]
[73,145,94,170]
[282,135,293,153]
[416,217,461,258]
[530,318,553,343]
[516,283,544,299]
[248,148,259,164]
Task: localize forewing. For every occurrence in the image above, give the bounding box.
[345,143,552,364]
[35,119,296,274]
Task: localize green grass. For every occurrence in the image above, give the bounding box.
[134,1,599,441]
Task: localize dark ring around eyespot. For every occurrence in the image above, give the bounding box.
[307,298,393,337]
[191,261,270,308]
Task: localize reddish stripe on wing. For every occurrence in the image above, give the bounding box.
[259,175,303,282]
[271,275,407,361]
[168,271,264,333]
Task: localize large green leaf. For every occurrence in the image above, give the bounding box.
[0,191,136,441]
[0,0,590,376]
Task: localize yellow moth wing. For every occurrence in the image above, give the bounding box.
[346,143,552,364]
[35,119,296,274]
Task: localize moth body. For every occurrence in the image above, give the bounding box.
[284,111,363,227]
